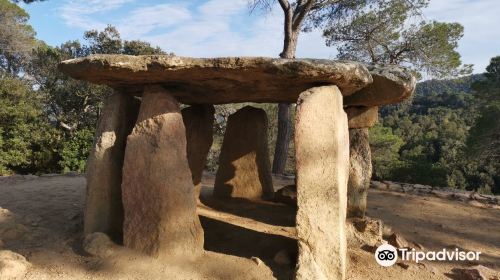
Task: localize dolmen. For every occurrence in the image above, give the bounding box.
[59,55,415,280]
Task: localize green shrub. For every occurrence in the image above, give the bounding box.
[58,128,94,173]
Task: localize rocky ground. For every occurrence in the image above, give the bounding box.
[0,173,499,280]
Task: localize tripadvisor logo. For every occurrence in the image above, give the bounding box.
[374,244,481,267]
[375,244,398,267]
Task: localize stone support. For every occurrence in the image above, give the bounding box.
[182,105,215,199]
[121,86,204,258]
[84,92,139,242]
[295,86,349,280]
[345,106,378,129]
[347,128,372,218]
[214,106,274,200]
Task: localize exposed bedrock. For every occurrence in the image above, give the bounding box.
[214,106,274,200]
[121,86,204,258]
[182,104,215,199]
[295,85,349,280]
[84,92,140,242]
[347,128,372,218]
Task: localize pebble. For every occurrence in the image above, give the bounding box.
[251,257,263,266]
[0,250,30,280]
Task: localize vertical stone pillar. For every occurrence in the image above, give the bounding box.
[214,106,274,200]
[345,106,377,218]
[295,86,349,280]
[121,85,204,258]
[84,92,139,242]
[182,105,215,200]
[347,128,372,218]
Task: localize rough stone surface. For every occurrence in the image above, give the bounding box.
[370,181,388,190]
[347,128,372,218]
[387,182,403,192]
[346,106,378,128]
[453,265,500,280]
[0,250,29,280]
[294,86,349,280]
[59,55,372,103]
[344,65,416,106]
[214,106,274,200]
[386,233,410,249]
[83,232,117,258]
[347,217,384,247]
[84,92,139,241]
[397,262,411,270]
[383,224,394,239]
[0,223,28,242]
[121,86,204,258]
[274,184,297,207]
[453,267,486,280]
[251,257,264,266]
[182,105,215,199]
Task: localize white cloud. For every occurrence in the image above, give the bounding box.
[55,0,344,58]
[60,0,135,30]
[57,0,332,58]
[57,0,498,71]
[118,4,191,38]
[141,2,332,58]
[198,0,249,18]
[140,0,255,57]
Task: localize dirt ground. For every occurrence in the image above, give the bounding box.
[0,174,499,280]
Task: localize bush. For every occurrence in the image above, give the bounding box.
[58,128,94,173]
[0,77,59,175]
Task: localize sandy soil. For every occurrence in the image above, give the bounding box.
[0,174,499,280]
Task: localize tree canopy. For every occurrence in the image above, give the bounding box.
[322,0,471,78]
[467,56,500,166]
[0,3,167,174]
[370,68,499,194]
[0,0,37,75]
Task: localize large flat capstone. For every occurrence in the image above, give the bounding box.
[59,55,413,105]
[344,65,416,106]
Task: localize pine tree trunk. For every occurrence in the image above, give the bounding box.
[272,103,292,173]
[272,7,298,174]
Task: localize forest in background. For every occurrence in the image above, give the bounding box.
[1,0,499,194]
[372,74,499,194]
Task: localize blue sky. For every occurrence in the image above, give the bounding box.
[20,0,500,74]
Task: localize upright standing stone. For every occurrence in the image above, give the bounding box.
[346,106,378,129]
[182,105,215,200]
[84,92,139,242]
[121,86,204,258]
[295,86,349,280]
[214,106,273,200]
[347,128,372,218]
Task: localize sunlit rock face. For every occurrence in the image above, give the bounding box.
[60,55,415,105]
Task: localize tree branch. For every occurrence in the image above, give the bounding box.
[248,0,273,13]
[292,0,315,31]
[278,0,291,11]
[59,121,77,131]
